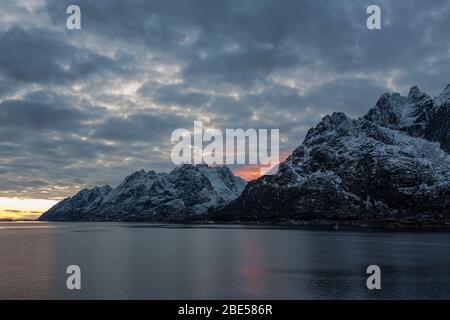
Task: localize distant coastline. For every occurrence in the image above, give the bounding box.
[0,218,38,222]
[22,216,450,232]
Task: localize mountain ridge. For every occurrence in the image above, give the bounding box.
[38,164,246,221]
[39,84,450,227]
[213,84,450,227]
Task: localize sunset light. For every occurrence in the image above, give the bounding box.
[2,0,450,304]
[233,149,292,181]
[0,198,57,220]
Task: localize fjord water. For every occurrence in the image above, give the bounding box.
[1,222,450,299]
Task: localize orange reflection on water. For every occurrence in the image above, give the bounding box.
[236,229,266,297]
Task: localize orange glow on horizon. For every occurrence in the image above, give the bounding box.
[233,164,266,181]
[0,198,58,220]
[0,150,293,219]
[232,149,292,181]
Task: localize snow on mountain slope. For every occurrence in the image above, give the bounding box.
[365,86,450,152]
[216,85,450,225]
[39,85,450,226]
[38,164,246,221]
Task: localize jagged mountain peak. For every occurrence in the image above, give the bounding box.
[436,83,450,103]
[304,112,352,144]
[216,84,450,224]
[39,84,450,225]
[321,112,350,126]
[365,86,433,132]
[364,91,406,127]
[118,168,160,190]
[125,168,157,177]
[361,85,450,152]
[95,185,113,194]
[169,163,246,201]
[39,164,246,221]
[170,163,242,180]
[407,85,431,103]
[440,83,450,95]
[170,163,208,174]
[73,185,112,198]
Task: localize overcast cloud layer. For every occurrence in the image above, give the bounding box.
[1,0,450,199]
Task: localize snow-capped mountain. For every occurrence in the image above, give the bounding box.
[38,164,246,221]
[216,85,450,226]
[364,85,450,152]
[39,85,450,226]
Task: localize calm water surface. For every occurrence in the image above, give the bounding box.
[1,222,449,299]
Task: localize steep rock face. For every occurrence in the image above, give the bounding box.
[365,86,450,152]
[217,85,450,224]
[39,164,246,221]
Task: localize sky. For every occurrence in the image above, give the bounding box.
[1,0,450,218]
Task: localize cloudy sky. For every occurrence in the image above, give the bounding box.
[1,0,450,216]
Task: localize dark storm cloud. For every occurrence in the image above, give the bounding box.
[139,82,211,107]
[0,27,127,85]
[41,0,450,102]
[42,0,450,87]
[145,78,386,132]
[183,44,301,88]
[0,78,16,98]
[25,136,118,160]
[92,112,193,142]
[0,99,87,132]
[297,78,388,117]
[1,0,450,198]
[44,0,333,87]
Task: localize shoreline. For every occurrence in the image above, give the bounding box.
[4,218,450,232]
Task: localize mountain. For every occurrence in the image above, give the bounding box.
[39,85,450,227]
[214,85,450,227]
[38,164,246,221]
[364,85,450,152]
